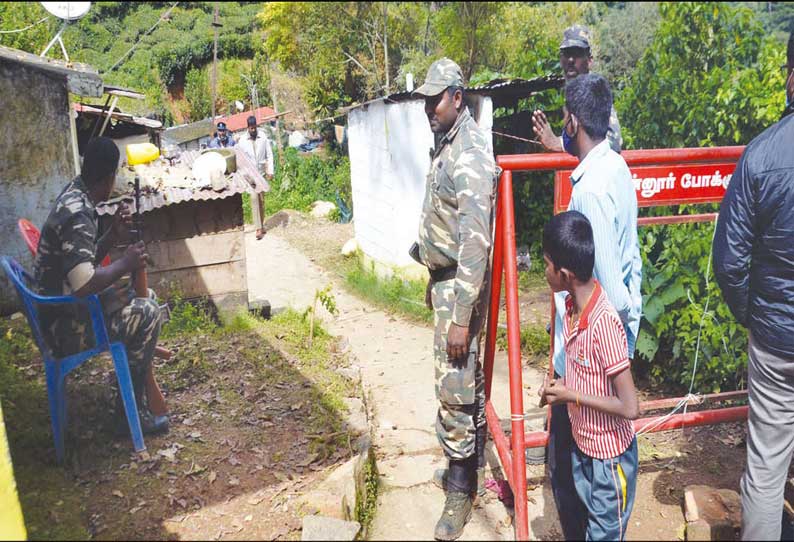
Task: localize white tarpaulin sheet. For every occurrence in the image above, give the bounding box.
[347,97,492,270]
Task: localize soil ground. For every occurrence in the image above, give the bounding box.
[2,210,751,540]
[2,303,359,540]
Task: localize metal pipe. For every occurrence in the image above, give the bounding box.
[483,194,504,400]
[500,170,529,540]
[524,405,749,448]
[638,213,718,226]
[497,146,745,171]
[485,401,513,486]
[640,390,747,411]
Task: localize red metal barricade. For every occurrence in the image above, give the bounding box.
[484,146,747,540]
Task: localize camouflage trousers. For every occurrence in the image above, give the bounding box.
[432,279,487,461]
[105,289,162,397]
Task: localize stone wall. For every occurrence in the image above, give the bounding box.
[0,58,76,314]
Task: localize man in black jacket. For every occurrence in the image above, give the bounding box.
[713,113,794,541]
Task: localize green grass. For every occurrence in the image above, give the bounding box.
[242,192,253,225]
[355,450,379,536]
[518,268,547,291]
[0,323,91,540]
[343,254,432,324]
[496,322,550,365]
[223,309,356,449]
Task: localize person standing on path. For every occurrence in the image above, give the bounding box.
[238,115,275,240]
[545,73,642,540]
[531,25,622,154]
[412,57,497,541]
[713,113,794,541]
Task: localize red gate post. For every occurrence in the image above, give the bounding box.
[501,170,530,540]
[485,146,747,540]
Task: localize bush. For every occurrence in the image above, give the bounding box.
[618,2,784,393]
[266,148,351,214]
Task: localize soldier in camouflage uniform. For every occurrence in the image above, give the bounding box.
[532,24,623,153]
[412,58,497,541]
[33,137,169,435]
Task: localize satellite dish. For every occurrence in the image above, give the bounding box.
[39,2,91,60]
[40,2,91,21]
[235,100,245,112]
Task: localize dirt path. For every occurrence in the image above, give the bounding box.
[250,215,750,541]
[246,223,557,540]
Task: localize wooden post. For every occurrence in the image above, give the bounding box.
[269,68,283,161]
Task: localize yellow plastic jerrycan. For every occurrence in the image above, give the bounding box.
[126,143,160,166]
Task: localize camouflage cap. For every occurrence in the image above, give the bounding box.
[413,58,465,97]
[560,25,591,50]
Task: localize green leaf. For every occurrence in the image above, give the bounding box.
[636,328,659,362]
[643,296,665,326]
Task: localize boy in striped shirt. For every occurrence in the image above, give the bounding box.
[539,210,640,541]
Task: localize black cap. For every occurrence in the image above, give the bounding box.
[247,115,257,127]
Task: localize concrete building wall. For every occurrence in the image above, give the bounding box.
[0,58,77,314]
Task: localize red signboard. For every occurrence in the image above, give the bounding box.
[553,162,737,213]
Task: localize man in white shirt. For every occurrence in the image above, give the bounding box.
[238,115,274,240]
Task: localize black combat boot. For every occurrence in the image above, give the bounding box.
[434,457,475,541]
[433,425,488,496]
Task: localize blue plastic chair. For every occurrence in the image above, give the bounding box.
[1,256,145,463]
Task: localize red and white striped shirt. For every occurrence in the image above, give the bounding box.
[564,281,635,459]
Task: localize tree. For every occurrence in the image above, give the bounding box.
[432,2,506,80]
[0,3,56,54]
[594,2,662,90]
[184,67,211,122]
[618,2,786,392]
[259,2,427,115]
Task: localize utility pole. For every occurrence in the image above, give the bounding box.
[211,3,220,124]
[269,64,283,161]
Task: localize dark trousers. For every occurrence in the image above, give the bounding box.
[549,383,587,540]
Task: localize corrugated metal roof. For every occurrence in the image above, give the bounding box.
[162,119,214,146]
[221,106,277,133]
[73,102,163,129]
[95,147,270,216]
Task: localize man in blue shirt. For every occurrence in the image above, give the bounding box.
[546,73,642,540]
[208,121,236,148]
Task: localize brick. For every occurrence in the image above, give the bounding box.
[684,485,740,541]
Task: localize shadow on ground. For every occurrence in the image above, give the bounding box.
[1,308,358,540]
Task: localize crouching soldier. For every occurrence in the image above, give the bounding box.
[34,137,169,435]
[412,58,497,541]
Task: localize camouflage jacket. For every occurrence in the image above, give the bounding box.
[33,176,100,355]
[417,107,498,327]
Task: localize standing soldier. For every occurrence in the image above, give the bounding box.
[412,58,497,541]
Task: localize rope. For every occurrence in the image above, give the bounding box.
[102,2,179,75]
[637,217,720,436]
[491,130,543,147]
[0,16,49,34]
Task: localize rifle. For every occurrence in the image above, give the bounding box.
[133,176,170,416]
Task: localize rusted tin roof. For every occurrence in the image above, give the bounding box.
[96,147,270,216]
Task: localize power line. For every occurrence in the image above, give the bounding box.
[0,16,49,34]
[102,2,179,75]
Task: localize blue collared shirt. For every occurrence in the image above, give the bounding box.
[553,139,642,376]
